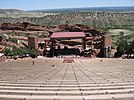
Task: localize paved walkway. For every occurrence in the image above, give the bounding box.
[0,58,134,100]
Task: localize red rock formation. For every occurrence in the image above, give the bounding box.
[1,22,105,36]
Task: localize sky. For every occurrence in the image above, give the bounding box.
[0,0,134,10]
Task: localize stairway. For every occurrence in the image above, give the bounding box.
[0,58,134,100]
[0,81,134,100]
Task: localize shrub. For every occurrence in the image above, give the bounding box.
[3,47,11,56]
[29,49,37,58]
[9,37,18,44]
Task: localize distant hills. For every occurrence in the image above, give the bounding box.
[0,9,23,13]
[31,6,134,13]
[0,9,54,18]
[1,6,134,13]
[0,6,134,31]
[0,6,134,18]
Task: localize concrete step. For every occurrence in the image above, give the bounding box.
[0,81,134,99]
[0,93,134,100]
[0,81,134,87]
[0,88,133,95]
[0,85,134,91]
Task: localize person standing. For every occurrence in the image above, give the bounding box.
[32,59,34,65]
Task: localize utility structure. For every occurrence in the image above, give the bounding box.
[28,35,38,50]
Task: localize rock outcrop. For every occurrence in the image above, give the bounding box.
[1,22,106,36]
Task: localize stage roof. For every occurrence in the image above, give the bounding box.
[51,32,86,39]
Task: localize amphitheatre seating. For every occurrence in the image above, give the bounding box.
[0,58,134,100]
[0,81,134,100]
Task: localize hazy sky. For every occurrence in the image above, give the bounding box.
[0,0,134,10]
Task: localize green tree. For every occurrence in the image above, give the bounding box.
[9,37,18,44]
[29,49,37,58]
[65,20,70,25]
[127,40,134,54]
[3,47,11,57]
[16,47,26,57]
[116,33,128,54]
[12,46,18,56]
[114,33,129,57]
[21,47,29,56]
